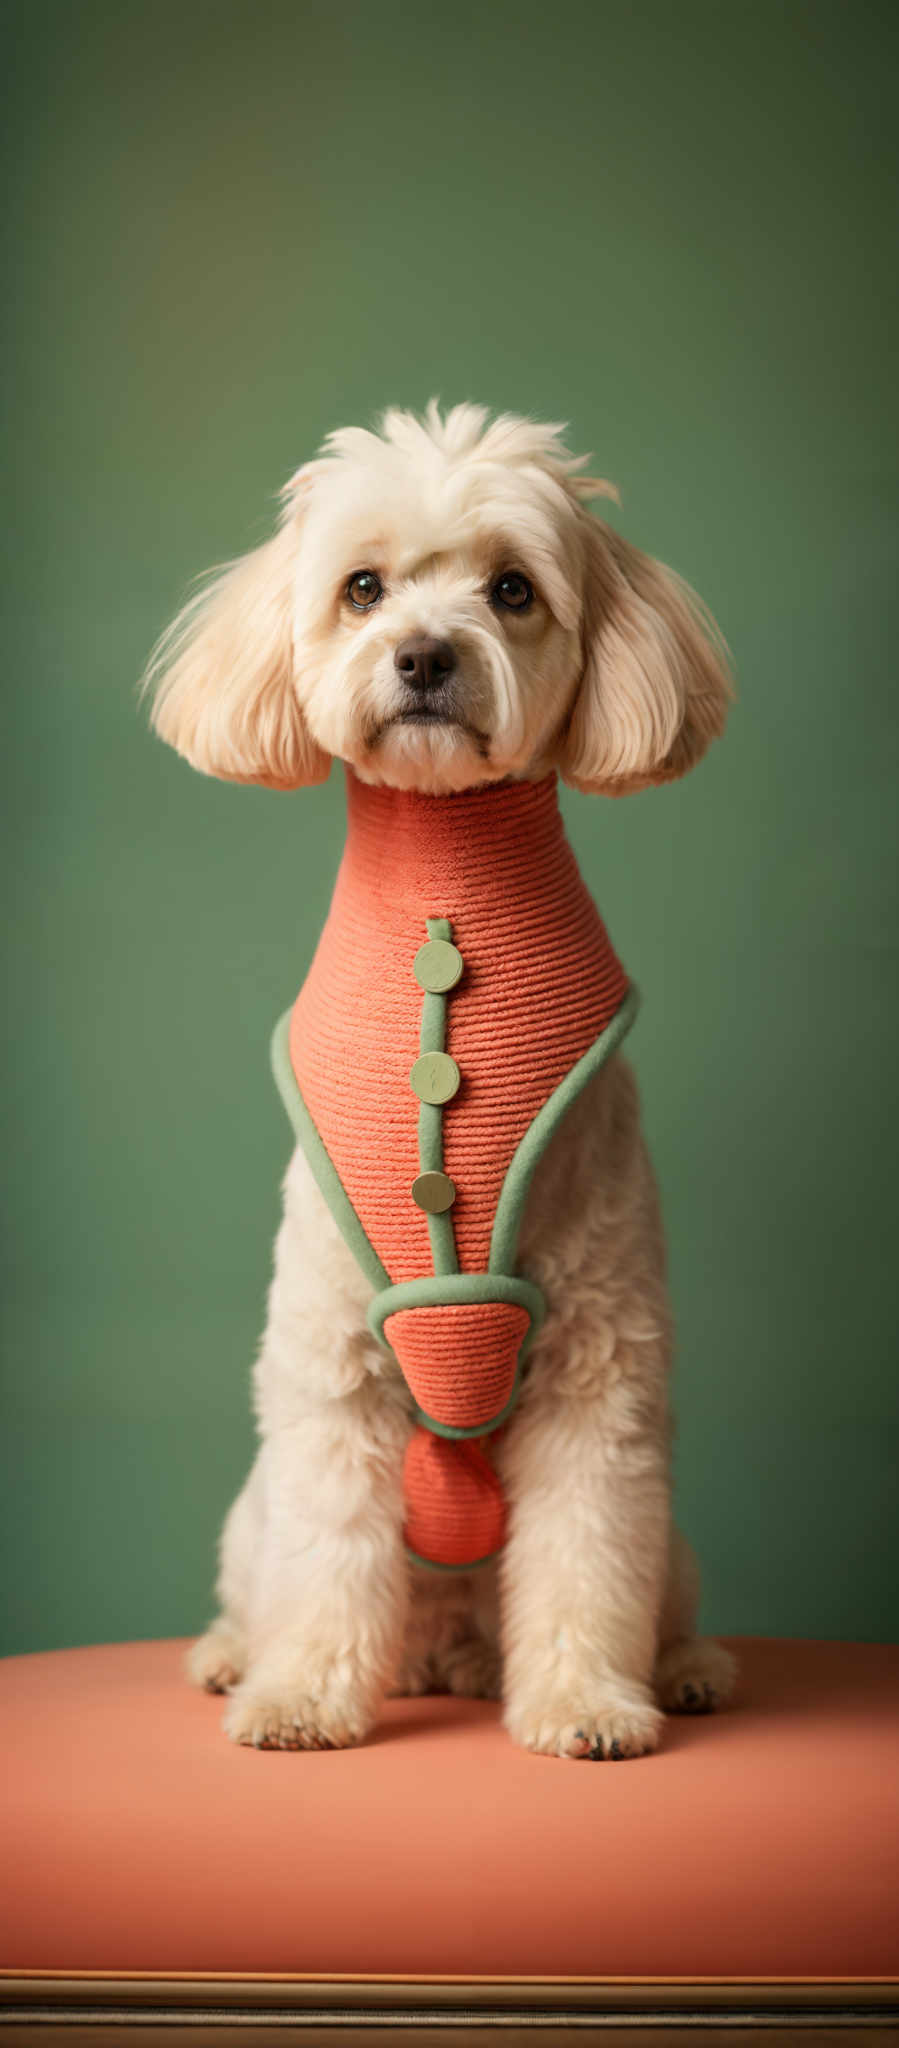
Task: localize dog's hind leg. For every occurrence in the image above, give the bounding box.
[187,1617,247,1694]
[185,1459,260,1693]
[653,1524,739,1714]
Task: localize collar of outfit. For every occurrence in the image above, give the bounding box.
[273,765,637,1571]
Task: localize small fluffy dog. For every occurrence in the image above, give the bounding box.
[146,401,737,1758]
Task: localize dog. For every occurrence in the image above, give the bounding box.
[145,400,737,1757]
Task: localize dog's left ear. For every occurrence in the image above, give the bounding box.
[557,516,734,795]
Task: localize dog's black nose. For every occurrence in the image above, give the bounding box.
[394,635,456,692]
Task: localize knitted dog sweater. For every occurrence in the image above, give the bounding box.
[272,767,637,1570]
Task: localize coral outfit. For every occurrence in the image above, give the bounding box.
[272,767,637,1570]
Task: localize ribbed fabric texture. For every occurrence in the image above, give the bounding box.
[402,1433,507,1568]
[289,767,630,1566]
[291,769,627,1280]
[383,1302,530,1430]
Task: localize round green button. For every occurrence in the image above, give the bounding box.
[409,1051,461,1105]
[413,939,463,993]
[411,1170,456,1214]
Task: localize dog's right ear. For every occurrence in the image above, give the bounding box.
[143,483,331,789]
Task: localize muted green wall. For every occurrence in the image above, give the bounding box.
[3,0,897,1655]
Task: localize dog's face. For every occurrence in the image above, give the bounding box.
[287,419,586,794]
[147,403,732,797]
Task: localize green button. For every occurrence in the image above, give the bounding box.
[409,1051,461,1105]
[411,1170,456,1214]
[413,939,463,993]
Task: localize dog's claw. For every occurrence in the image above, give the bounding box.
[679,1680,718,1714]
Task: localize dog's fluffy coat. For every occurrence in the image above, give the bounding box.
[147,401,737,1757]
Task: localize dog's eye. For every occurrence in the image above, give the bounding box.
[346,570,383,610]
[491,571,533,612]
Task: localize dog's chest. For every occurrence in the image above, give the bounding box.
[289,770,628,1286]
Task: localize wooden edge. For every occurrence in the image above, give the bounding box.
[1,1974,897,2014]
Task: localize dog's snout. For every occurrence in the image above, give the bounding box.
[394,635,456,692]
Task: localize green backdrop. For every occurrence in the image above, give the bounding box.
[4,0,897,1656]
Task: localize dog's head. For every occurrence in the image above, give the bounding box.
[146,402,732,796]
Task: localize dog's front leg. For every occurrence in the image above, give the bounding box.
[223,1396,409,1751]
[223,1149,411,1751]
[497,1327,671,1762]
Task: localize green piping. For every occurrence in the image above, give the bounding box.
[270,1010,390,1294]
[488,982,640,1276]
[417,917,459,1277]
[405,1544,497,1573]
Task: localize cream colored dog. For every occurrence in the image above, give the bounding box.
[147,401,737,1757]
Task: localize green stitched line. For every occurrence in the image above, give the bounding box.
[405,1544,498,1573]
[488,982,641,1276]
[270,1010,390,1293]
[369,1270,545,1327]
[418,915,459,1277]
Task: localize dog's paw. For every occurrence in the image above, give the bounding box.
[654,1636,738,1714]
[222,1677,376,1751]
[185,1621,247,1694]
[505,1683,663,1761]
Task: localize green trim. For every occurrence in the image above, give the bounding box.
[368,1269,545,1335]
[405,1543,499,1573]
[273,968,637,1483]
[270,1010,390,1294]
[417,916,459,1278]
[418,1099,445,1176]
[367,1270,544,1440]
[488,982,640,1276]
